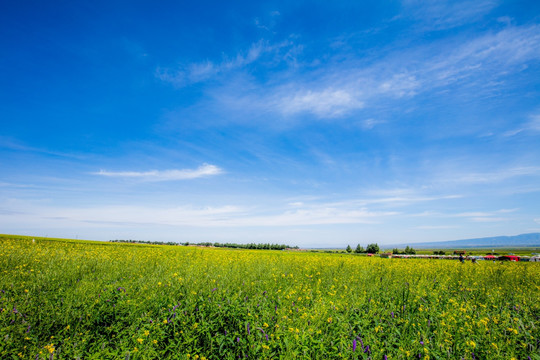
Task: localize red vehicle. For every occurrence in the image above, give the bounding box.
[483,255,496,260]
[498,255,520,262]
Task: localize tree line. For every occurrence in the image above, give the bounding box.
[109,239,297,250]
[344,244,418,255]
[346,243,380,253]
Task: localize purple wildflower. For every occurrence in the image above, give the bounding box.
[212,288,217,292]
[391,311,394,318]
[237,337,240,342]
[247,323,250,335]
[353,339,357,351]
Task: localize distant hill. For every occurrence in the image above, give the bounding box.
[405,233,540,249]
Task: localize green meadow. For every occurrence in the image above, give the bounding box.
[1,235,539,359]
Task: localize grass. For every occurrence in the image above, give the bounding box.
[1,235,539,359]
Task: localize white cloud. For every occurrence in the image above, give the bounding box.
[280,88,364,118]
[0,197,399,230]
[212,24,540,122]
[361,119,386,130]
[378,73,420,98]
[93,164,223,181]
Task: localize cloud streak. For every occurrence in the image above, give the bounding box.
[93,164,223,181]
[156,40,295,87]
[186,23,540,128]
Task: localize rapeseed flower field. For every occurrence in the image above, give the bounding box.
[1,236,539,359]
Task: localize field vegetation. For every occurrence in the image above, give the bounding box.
[1,235,539,359]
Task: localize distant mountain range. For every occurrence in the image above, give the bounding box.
[405,233,540,249]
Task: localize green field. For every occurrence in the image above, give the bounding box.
[1,235,539,359]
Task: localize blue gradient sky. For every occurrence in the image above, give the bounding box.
[1,1,540,247]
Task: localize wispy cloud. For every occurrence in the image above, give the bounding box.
[208,24,540,122]
[504,113,540,136]
[416,225,459,229]
[93,164,223,181]
[360,118,386,130]
[0,136,86,159]
[1,195,401,229]
[445,208,517,223]
[401,0,499,30]
[156,40,294,87]
[444,166,540,184]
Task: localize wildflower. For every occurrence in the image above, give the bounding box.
[137,338,143,344]
[353,339,357,351]
[44,344,55,354]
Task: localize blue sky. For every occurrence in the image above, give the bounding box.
[1,1,540,247]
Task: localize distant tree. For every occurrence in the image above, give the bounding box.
[346,245,352,253]
[355,244,365,253]
[404,246,416,254]
[392,248,401,254]
[366,243,380,254]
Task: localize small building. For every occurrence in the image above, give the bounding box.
[530,256,540,262]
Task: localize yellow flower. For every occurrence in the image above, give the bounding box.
[137,338,144,344]
[327,317,333,323]
[144,330,150,336]
[44,344,55,354]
